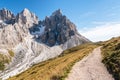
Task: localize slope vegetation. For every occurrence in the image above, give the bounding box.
[102,37,120,80]
[8,43,97,80]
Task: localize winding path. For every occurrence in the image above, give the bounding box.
[66,47,114,80]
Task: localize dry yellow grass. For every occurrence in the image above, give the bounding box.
[8,43,97,80]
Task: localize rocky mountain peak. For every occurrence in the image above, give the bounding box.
[21,8,31,17]
[16,8,38,27]
[52,9,62,16]
[0,8,15,22]
[31,9,90,47]
[23,8,30,12]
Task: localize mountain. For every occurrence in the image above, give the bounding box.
[0,8,90,79]
[30,9,90,49]
[0,8,39,48]
[16,8,38,27]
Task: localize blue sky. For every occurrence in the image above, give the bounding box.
[0,0,120,41]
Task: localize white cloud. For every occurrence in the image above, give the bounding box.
[79,23,120,42]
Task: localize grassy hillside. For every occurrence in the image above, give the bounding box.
[101,37,120,80]
[8,43,97,80]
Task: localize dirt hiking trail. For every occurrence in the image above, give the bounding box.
[66,47,114,80]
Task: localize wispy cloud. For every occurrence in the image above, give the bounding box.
[79,22,120,42]
[91,21,120,25]
[107,13,117,17]
[111,5,120,10]
[79,12,95,18]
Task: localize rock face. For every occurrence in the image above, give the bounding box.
[0,8,39,48]
[42,9,77,46]
[30,9,90,47]
[16,8,38,27]
[0,8,90,79]
[0,8,15,24]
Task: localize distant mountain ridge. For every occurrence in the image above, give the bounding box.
[0,8,90,79]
